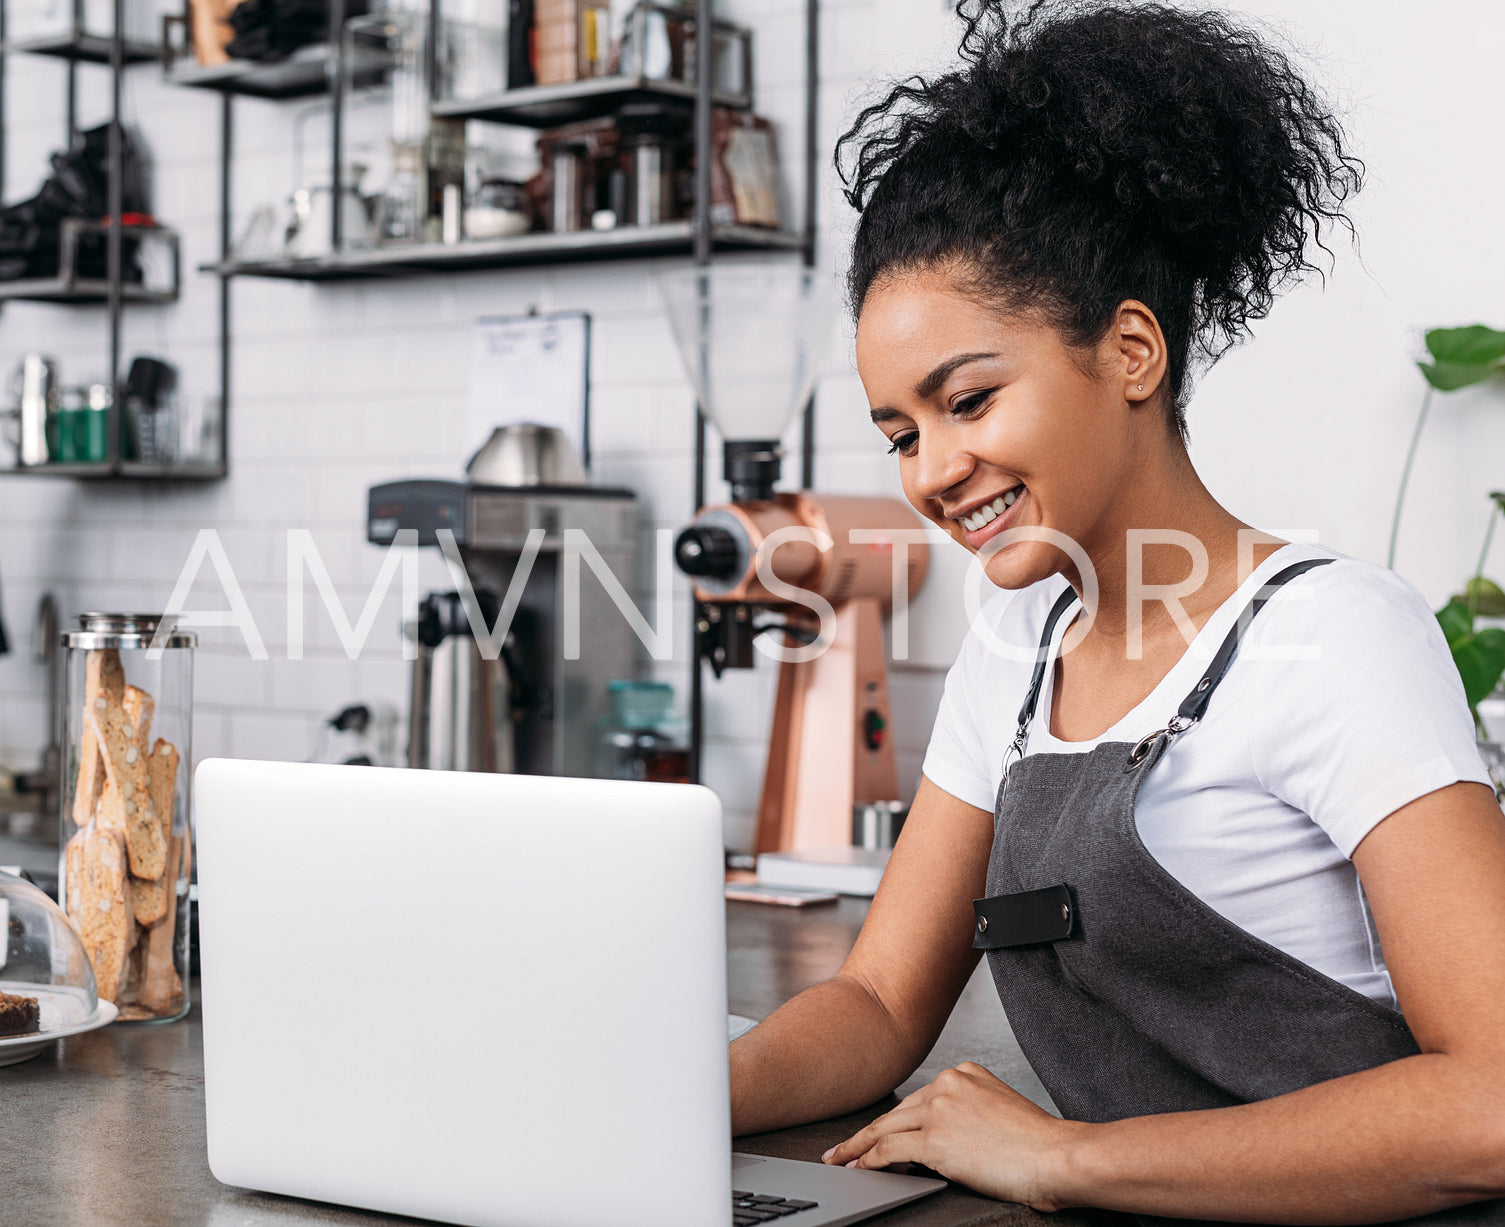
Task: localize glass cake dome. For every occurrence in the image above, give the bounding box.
[0,871,111,1066]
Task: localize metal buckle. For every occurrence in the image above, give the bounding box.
[1124,715,1196,772]
[999,727,1028,797]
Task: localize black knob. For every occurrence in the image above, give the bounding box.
[675,525,740,581]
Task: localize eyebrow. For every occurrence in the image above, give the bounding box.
[868,351,1002,425]
[915,352,1000,400]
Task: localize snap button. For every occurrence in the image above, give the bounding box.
[1197,677,1211,691]
[1060,903,1070,922]
[976,915,988,934]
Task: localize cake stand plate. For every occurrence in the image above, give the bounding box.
[0,999,118,1067]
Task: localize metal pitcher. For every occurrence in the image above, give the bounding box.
[407,590,517,773]
[7,354,58,467]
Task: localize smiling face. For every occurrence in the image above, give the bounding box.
[855,267,1168,590]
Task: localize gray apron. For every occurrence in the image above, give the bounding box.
[972,559,1505,1225]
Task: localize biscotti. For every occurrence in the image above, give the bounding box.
[123,684,155,754]
[129,870,169,927]
[146,739,178,851]
[78,825,130,1003]
[139,853,183,1017]
[88,694,167,881]
[72,650,125,827]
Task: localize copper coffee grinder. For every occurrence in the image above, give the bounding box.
[663,266,930,855]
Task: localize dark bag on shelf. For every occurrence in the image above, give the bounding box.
[225,0,370,62]
[0,124,152,283]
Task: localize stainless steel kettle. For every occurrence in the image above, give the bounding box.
[465,423,587,487]
[408,590,516,773]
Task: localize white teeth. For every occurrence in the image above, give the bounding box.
[960,487,1022,531]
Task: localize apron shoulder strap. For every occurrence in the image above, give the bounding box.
[1173,556,1334,724]
[1017,585,1083,729]
[999,585,1082,785]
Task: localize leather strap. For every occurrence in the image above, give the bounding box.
[1016,585,1082,729]
[1173,557,1333,724]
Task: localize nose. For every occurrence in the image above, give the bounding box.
[910,432,974,503]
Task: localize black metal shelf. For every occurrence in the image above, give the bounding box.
[205,224,803,281]
[163,42,392,100]
[0,278,176,304]
[0,6,221,482]
[5,30,157,64]
[1,460,228,481]
[432,75,751,128]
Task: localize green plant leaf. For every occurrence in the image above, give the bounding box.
[1425,325,1505,366]
[1419,326,1505,390]
[1461,577,1505,617]
[1452,625,1505,709]
[1438,595,1505,708]
[1438,597,1474,646]
[1418,359,1502,391]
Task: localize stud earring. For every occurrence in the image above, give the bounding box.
[1137,384,1144,391]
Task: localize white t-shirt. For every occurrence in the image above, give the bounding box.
[922,543,1492,1007]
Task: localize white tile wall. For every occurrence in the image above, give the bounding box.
[0,0,952,853]
[5,1,1502,851]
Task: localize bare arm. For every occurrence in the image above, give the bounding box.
[830,781,1505,1222]
[731,775,992,1136]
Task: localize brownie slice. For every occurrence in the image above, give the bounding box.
[0,990,40,1037]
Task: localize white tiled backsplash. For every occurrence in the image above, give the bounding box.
[6,0,1502,847]
[0,0,958,850]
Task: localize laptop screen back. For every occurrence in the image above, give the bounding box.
[196,760,730,1227]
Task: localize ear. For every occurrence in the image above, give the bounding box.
[1111,300,1168,406]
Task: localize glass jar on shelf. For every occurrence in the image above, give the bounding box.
[59,614,195,1023]
[433,0,506,101]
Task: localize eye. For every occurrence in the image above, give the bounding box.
[886,430,919,457]
[952,389,994,416]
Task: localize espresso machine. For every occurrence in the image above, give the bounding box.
[367,425,639,778]
[662,265,931,854]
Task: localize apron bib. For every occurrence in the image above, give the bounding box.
[973,559,1505,1225]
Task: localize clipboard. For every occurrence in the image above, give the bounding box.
[466,311,592,473]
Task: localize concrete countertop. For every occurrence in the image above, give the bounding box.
[2,897,1129,1227]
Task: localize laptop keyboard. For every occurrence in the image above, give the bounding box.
[733,1191,819,1223]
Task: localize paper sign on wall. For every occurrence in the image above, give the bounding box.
[466,312,591,472]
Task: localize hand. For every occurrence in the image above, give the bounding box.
[821,1062,1084,1211]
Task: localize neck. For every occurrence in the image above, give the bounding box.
[1063,434,1272,648]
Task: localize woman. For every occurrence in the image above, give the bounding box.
[728,3,1505,1223]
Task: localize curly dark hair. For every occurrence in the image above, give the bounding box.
[836,0,1362,436]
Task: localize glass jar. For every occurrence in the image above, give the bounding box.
[433,0,506,101]
[596,680,691,784]
[59,613,195,1023]
[465,178,532,239]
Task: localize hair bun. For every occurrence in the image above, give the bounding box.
[839,0,1362,423]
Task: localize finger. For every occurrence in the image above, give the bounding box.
[823,1104,925,1165]
[953,1061,1008,1090]
[847,1127,925,1171]
[823,1109,911,1164]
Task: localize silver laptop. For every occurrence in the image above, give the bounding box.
[196,760,944,1227]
